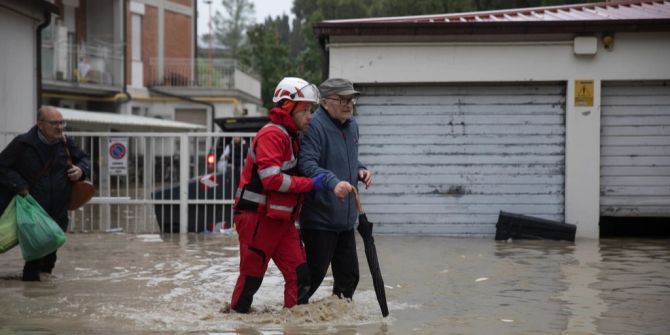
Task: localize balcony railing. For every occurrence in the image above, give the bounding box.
[42,38,124,88]
[148,58,243,88]
[147,58,261,99]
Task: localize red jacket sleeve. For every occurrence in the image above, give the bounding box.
[254,129,313,194]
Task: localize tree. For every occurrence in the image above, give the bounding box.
[238,20,292,108]
[292,0,370,84]
[241,0,601,108]
[212,0,255,59]
[239,12,320,108]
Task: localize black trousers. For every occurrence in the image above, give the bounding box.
[22,251,57,281]
[300,228,359,302]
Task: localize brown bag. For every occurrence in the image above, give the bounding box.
[63,137,95,210]
[69,180,95,210]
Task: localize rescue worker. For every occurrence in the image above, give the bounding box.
[230,77,326,313]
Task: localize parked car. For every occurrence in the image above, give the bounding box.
[152,172,226,233]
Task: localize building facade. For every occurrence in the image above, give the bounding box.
[38,0,261,132]
[315,0,670,238]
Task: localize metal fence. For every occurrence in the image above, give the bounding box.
[2,132,255,234]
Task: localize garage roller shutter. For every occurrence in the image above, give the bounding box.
[355,83,566,235]
[600,81,670,217]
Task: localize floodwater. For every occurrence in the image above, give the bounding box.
[1,233,669,335]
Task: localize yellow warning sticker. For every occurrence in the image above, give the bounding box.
[575,80,594,107]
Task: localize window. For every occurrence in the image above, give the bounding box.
[131,14,142,61]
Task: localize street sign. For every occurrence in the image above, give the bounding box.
[108,137,128,176]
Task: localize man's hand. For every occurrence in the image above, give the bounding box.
[67,165,83,181]
[358,169,372,189]
[334,181,353,201]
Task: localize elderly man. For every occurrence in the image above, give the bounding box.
[298,78,373,302]
[0,106,91,281]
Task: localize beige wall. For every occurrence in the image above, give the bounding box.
[327,33,670,83]
[326,32,670,239]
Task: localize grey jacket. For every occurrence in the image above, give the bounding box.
[299,106,366,231]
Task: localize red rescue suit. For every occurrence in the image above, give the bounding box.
[230,107,314,313]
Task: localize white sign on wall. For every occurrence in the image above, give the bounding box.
[107,137,128,176]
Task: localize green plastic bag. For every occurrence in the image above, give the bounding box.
[0,197,18,253]
[16,195,66,261]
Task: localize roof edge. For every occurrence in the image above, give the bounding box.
[319,0,663,25]
[315,18,670,37]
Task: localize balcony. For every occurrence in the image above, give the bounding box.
[42,31,124,94]
[147,58,261,100]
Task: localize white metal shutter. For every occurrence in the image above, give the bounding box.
[355,83,566,235]
[600,81,670,217]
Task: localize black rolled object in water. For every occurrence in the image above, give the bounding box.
[495,211,576,242]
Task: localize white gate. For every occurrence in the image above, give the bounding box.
[60,132,255,234]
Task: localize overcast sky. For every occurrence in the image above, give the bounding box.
[196,0,295,37]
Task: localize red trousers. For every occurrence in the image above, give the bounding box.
[230,211,310,312]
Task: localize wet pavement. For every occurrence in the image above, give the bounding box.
[1,233,669,334]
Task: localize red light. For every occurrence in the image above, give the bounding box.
[207,153,216,165]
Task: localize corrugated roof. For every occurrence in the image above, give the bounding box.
[60,108,206,132]
[315,0,670,36]
[323,0,670,24]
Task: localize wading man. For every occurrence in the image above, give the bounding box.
[0,106,90,281]
[298,78,373,302]
[230,77,327,313]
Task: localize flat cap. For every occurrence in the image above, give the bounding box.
[319,78,359,97]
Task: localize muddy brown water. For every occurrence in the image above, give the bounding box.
[1,233,669,334]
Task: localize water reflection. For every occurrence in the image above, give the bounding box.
[558,240,605,335]
[594,240,670,335]
[0,234,669,334]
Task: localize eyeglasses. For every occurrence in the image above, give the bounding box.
[324,96,357,106]
[39,119,67,127]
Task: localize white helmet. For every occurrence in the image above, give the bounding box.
[272,77,320,104]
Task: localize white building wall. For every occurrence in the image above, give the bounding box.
[328,33,670,83]
[233,69,261,101]
[327,32,670,239]
[242,102,261,116]
[0,7,40,147]
[213,102,236,119]
[121,98,242,132]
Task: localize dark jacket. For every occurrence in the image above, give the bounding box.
[299,106,366,232]
[0,126,91,229]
